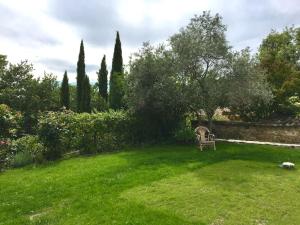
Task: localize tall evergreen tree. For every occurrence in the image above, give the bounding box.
[60,70,70,109]
[81,75,91,113]
[76,40,86,112]
[111,32,123,74]
[109,31,124,109]
[97,55,108,101]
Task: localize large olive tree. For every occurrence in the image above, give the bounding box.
[126,43,186,140]
[170,12,230,129]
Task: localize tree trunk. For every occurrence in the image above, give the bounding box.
[208,117,213,131]
[206,111,214,131]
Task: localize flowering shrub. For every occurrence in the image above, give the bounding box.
[0,104,22,139]
[288,96,300,116]
[0,139,11,171]
[10,135,44,166]
[38,111,72,160]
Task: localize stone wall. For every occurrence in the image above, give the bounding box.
[194,120,300,144]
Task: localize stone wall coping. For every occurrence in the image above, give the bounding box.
[216,139,300,148]
[197,120,300,128]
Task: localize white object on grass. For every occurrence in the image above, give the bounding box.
[280,162,295,169]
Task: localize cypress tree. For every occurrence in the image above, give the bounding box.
[76,40,85,112]
[109,31,124,109]
[60,70,70,109]
[111,32,123,74]
[97,55,108,102]
[82,75,91,113]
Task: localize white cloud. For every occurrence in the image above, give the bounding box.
[0,0,300,82]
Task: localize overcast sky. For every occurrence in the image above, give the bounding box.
[0,0,300,82]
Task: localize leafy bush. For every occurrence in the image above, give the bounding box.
[126,43,186,141]
[70,110,131,154]
[38,111,70,160]
[174,126,196,144]
[11,151,33,168]
[91,94,109,112]
[10,135,44,164]
[0,104,22,139]
[37,110,133,156]
[174,127,195,144]
[97,133,119,152]
[286,96,300,116]
[173,116,196,144]
[0,139,11,171]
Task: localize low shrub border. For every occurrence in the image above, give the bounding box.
[37,110,135,159]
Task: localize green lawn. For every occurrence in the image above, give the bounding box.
[1,143,300,225]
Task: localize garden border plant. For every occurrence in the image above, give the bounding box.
[37,110,136,159]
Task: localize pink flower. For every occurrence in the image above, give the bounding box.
[0,140,9,146]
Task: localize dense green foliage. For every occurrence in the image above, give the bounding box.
[90,84,108,112]
[74,40,91,113]
[173,126,195,144]
[76,40,86,113]
[227,49,273,121]
[97,55,108,102]
[110,32,123,77]
[109,72,125,109]
[1,143,300,224]
[259,27,300,115]
[0,56,60,133]
[127,12,272,128]
[0,139,10,171]
[170,12,230,127]
[75,40,91,113]
[0,59,34,112]
[10,135,44,166]
[11,151,33,168]
[60,71,70,109]
[0,104,22,138]
[173,116,196,144]
[1,135,44,170]
[169,12,273,125]
[0,54,7,72]
[109,32,125,109]
[1,109,139,169]
[37,110,134,157]
[82,75,91,113]
[127,43,185,139]
[38,113,65,160]
[36,74,60,112]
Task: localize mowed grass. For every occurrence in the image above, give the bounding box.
[1,143,300,225]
